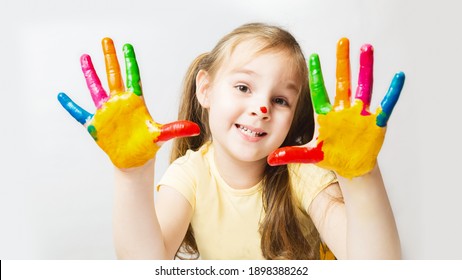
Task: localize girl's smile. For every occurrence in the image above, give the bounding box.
[235,123,268,142]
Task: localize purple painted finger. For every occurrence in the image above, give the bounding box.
[81,54,108,109]
[355,44,374,115]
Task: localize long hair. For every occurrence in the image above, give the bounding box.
[170,23,319,259]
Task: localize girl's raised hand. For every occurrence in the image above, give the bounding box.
[267,38,405,178]
[58,38,200,169]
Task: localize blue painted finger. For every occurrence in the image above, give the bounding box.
[57,92,93,125]
[376,72,405,127]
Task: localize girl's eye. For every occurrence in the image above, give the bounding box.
[235,85,250,93]
[274,97,289,106]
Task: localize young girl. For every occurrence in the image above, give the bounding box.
[58,23,402,260]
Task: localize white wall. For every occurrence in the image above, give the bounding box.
[0,0,460,259]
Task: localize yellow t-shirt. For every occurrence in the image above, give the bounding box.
[157,143,337,259]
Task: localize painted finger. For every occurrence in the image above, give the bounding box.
[81,54,108,108]
[57,92,93,125]
[355,44,374,115]
[102,37,124,95]
[267,142,324,166]
[156,121,201,142]
[309,54,332,115]
[334,38,351,110]
[123,44,142,96]
[376,72,405,127]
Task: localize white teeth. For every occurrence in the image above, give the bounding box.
[238,125,264,137]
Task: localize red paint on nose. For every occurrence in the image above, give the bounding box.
[260,106,268,114]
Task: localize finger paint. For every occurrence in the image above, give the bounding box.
[267,143,324,166]
[335,38,351,110]
[376,72,405,127]
[316,100,385,178]
[57,92,93,125]
[87,124,98,141]
[355,44,374,115]
[157,121,201,142]
[81,54,108,108]
[123,44,142,96]
[102,37,125,95]
[308,54,332,115]
[90,91,161,168]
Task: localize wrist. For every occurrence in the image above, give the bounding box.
[336,164,385,199]
[114,158,156,188]
[335,162,379,180]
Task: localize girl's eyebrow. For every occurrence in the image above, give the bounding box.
[285,82,299,93]
[230,67,260,77]
[278,81,301,96]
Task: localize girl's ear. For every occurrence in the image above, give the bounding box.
[195,69,211,108]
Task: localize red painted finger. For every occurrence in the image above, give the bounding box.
[267,142,324,166]
[156,120,201,142]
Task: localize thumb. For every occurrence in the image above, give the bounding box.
[267,142,324,166]
[156,120,201,142]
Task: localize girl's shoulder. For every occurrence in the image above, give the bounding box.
[157,143,213,208]
[170,143,212,167]
[163,143,214,187]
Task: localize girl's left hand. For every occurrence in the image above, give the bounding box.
[268,38,405,178]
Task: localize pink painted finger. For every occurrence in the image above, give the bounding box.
[355,44,374,115]
[267,142,324,166]
[80,54,108,109]
[156,120,201,142]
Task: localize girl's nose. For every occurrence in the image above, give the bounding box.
[252,105,270,120]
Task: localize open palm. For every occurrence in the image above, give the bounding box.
[58,38,200,168]
[268,38,405,178]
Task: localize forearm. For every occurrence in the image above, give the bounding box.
[113,158,168,259]
[337,164,401,259]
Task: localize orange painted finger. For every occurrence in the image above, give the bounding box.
[102,37,124,95]
[334,38,351,109]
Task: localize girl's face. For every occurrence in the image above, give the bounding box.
[197,41,301,164]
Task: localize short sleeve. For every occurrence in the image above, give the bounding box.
[289,164,337,213]
[156,150,201,210]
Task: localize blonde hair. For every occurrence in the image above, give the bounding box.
[171,23,320,259]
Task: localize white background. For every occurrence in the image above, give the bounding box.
[0,0,460,259]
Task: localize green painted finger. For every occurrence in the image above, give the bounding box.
[123,44,142,96]
[308,54,332,115]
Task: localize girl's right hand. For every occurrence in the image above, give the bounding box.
[58,38,200,169]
